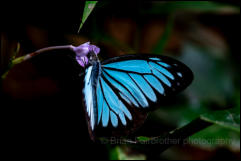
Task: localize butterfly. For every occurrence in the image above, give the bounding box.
[73,42,193,140]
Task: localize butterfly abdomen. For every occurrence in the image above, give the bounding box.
[91,61,102,129]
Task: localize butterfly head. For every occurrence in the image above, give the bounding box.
[73,42,100,68]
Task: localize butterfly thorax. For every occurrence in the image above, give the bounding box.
[88,51,102,89]
[88,51,100,65]
[90,61,102,86]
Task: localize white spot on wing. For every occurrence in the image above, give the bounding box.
[177,72,183,77]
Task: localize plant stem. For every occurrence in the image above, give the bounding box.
[0,45,75,80]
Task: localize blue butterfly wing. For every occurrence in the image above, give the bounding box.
[83,65,97,132]
[95,54,193,129]
[97,75,132,127]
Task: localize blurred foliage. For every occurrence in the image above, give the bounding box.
[109,146,146,160]
[189,124,240,150]
[152,14,174,54]
[201,107,240,132]
[140,1,239,14]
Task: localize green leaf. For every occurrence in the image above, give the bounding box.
[78,1,98,33]
[109,146,119,160]
[200,107,240,132]
[109,146,146,160]
[137,136,151,142]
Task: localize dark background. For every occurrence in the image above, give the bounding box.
[1,1,240,160]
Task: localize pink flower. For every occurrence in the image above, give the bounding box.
[73,42,100,67]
